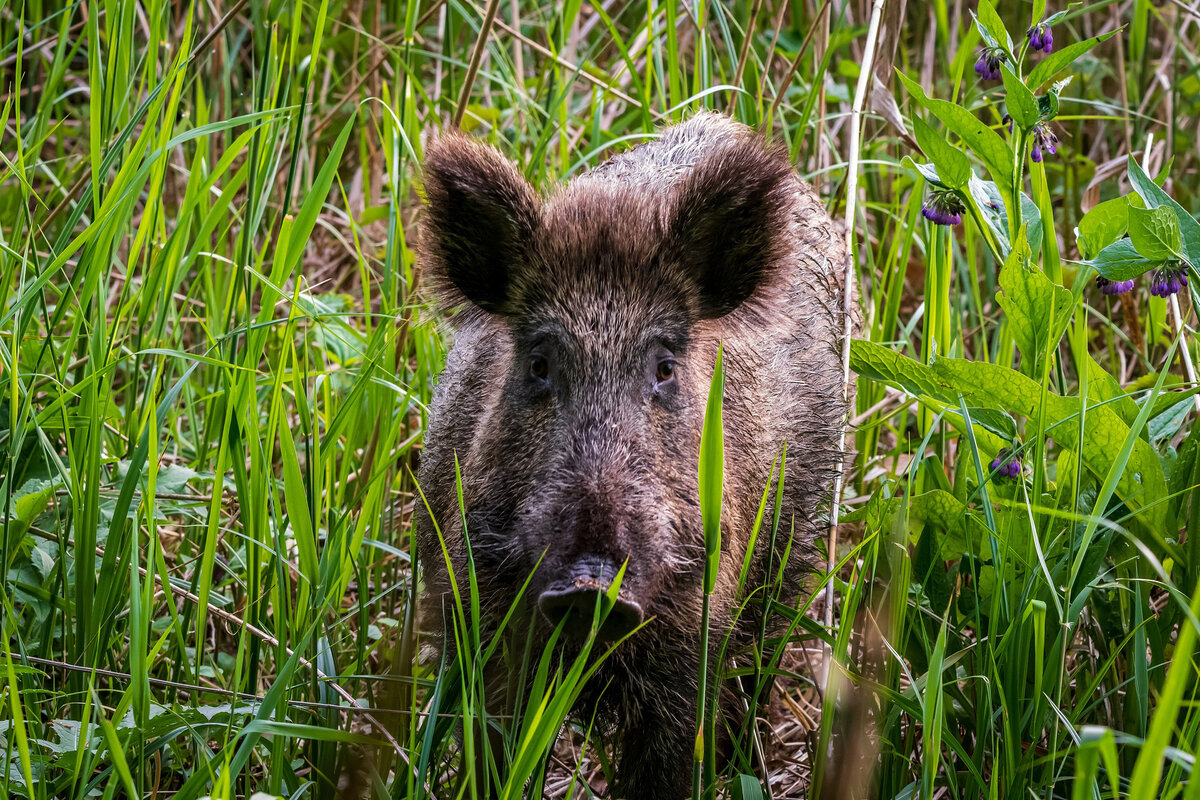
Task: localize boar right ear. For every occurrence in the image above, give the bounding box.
[421,133,540,315]
[669,138,794,319]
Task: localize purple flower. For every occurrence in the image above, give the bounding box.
[990,449,1022,480]
[1096,276,1135,296]
[1027,24,1054,53]
[1150,263,1189,297]
[1030,123,1059,163]
[974,47,1006,81]
[921,189,966,226]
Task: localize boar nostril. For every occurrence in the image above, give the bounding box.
[537,585,645,641]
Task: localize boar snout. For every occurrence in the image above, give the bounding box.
[537,555,645,640]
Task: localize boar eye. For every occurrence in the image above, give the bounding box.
[655,359,676,384]
[530,354,550,381]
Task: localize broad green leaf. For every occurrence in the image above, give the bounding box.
[1127,155,1200,265]
[1001,66,1039,128]
[951,406,1018,441]
[1148,392,1193,443]
[1147,385,1198,420]
[1037,91,1060,121]
[996,230,1073,377]
[1032,0,1047,27]
[851,341,1169,531]
[1041,6,1077,27]
[1128,204,1184,261]
[974,0,1014,54]
[912,115,971,189]
[7,480,59,544]
[969,175,1044,255]
[897,70,1013,188]
[1089,238,1158,281]
[1086,357,1139,425]
[850,339,952,402]
[903,156,946,187]
[1077,196,1129,259]
[1027,30,1122,90]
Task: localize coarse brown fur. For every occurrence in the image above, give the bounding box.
[416,112,852,799]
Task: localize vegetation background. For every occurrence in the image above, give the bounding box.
[1,0,1198,798]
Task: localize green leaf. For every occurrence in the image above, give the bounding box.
[1088,238,1159,281]
[1128,203,1184,262]
[1027,30,1122,90]
[952,406,1019,440]
[915,525,955,610]
[1127,155,1200,265]
[1037,92,1059,121]
[912,116,972,189]
[850,341,1169,533]
[1077,196,1129,259]
[731,775,765,800]
[699,345,725,595]
[974,0,1014,54]
[896,70,1013,188]
[1001,65,1039,128]
[969,175,1043,256]
[903,156,946,187]
[845,489,992,558]
[1032,0,1048,27]
[7,480,59,544]
[279,421,319,592]
[1041,6,1078,27]
[1086,356,1139,426]
[996,229,1073,377]
[1148,392,1193,443]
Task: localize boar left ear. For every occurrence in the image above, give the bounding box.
[421,132,541,315]
[668,138,795,319]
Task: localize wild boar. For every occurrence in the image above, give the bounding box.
[416,111,851,798]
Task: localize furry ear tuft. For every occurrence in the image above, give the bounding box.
[668,137,795,318]
[421,133,540,315]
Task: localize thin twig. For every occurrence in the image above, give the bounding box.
[453,0,503,128]
[726,0,764,114]
[826,0,887,688]
[767,0,833,127]
[188,0,251,62]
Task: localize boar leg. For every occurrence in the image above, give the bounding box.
[612,653,702,800]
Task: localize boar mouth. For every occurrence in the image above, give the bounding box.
[537,559,645,642]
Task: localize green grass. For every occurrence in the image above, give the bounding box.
[1,0,1199,798]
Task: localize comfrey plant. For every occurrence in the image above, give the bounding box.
[849,2,1200,798]
[1081,178,1198,299]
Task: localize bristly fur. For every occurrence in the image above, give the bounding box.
[416,111,855,799]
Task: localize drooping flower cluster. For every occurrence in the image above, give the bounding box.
[990,449,1022,480]
[1030,123,1059,162]
[1096,276,1134,296]
[1150,264,1189,297]
[922,189,966,226]
[1027,23,1054,53]
[974,47,1007,81]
